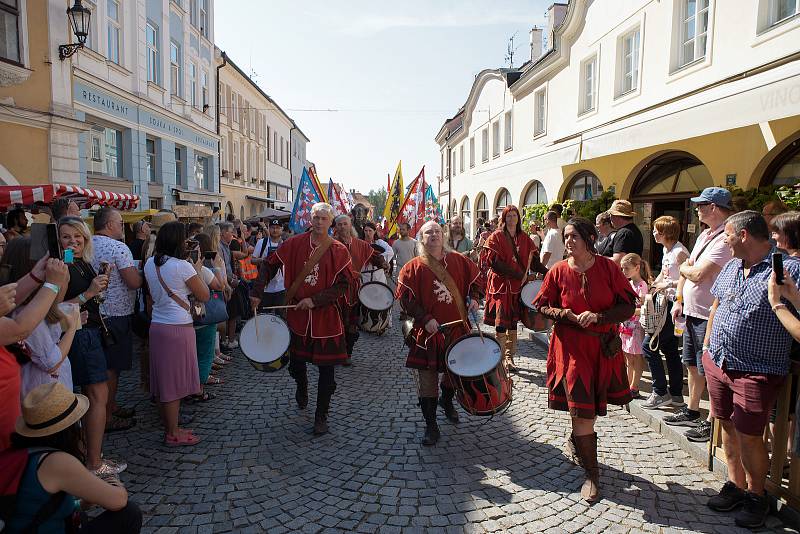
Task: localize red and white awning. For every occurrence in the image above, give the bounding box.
[0,184,139,210]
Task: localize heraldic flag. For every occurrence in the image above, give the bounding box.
[308,165,327,203]
[289,167,322,233]
[424,184,444,224]
[395,166,426,236]
[382,161,405,237]
[328,178,348,216]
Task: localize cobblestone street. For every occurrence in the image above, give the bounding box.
[111,320,795,533]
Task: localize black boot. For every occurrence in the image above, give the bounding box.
[313,381,336,436]
[438,386,460,424]
[419,397,440,446]
[294,379,308,409]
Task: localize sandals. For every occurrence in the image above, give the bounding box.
[164,431,200,447]
[206,375,224,385]
[105,414,135,433]
[189,391,216,403]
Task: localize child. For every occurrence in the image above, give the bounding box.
[619,253,651,398]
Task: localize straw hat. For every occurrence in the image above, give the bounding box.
[149,210,178,231]
[15,383,89,438]
[607,199,635,218]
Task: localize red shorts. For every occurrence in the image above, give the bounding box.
[702,351,785,436]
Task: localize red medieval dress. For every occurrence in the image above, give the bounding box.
[481,229,548,329]
[252,233,355,365]
[0,347,20,451]
[338,237,384,333]
[396,252,481,372]
[532,255,635,418]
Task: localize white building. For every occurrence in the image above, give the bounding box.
[290,127,310,194]
[438,0,800,264]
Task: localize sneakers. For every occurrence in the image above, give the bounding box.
[641,392,673,409]
[221,338,239,351]
[671,395,686,407]
[707,481,747,512]
[685,420,712,442]
[91,457,127,477]
[735,492,770,528]
[663,407,701,427]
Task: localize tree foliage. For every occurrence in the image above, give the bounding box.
[365,187,388,222]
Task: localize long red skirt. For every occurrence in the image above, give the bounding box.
[290,333,348,366]
[484,291,521,330]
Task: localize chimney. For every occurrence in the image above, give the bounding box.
[529,27,543,62]
[546,3,568,51]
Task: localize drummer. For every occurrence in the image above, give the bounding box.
[249,203,355,436]
[333,214,387,365]
[397,220,482,446]
[480,205,548,372]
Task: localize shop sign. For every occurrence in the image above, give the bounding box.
[172,205,212,219]
[726,174,737,185]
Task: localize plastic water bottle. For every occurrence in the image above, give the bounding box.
[674,314,686,337]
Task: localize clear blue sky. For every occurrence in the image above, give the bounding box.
[215,1,550,194]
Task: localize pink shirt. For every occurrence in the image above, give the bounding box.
[683,224,731,320]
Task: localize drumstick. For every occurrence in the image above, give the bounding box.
[439,320,464,328]
[261,305,298,310]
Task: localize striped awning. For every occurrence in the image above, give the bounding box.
[0,184,140,210]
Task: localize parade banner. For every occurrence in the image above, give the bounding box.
[424,184,445,224]
[328,179,348,216]
[289,168,323,233]
[382,161,405,237]
[395,166,426,237]
[308,165,327,203]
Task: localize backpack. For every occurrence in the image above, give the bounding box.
[639,289,669,349]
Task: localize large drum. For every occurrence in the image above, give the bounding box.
[240,314,291,372]
[358,281,394,334]
[446,333,512,416]
[520,280,550,331]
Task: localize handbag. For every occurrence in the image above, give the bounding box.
[155,264,206,322]
[194,290,228,326]
[131,288,150,338]
[98,314,118,348]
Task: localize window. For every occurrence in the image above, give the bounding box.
[618,28,641,96]
[579,56,597,114]
[201,69,208,112]
[273,131,278,162]
[146,138,157,182]
[534,88,547,135]
[476,193,488,221]
[481,128,489,162]
[280,137,284,167]
[88,126,122,177]
[492,121,500,157]
[233,140,239,173]
[231,91,237,122]
[106,0,121,64]
[460,197,471,237]
[267,126,271,161]
[84,1,96,52]
[469,137,475,168]
[504,111,513,151]
[188,0,196,25]
[495,189,511,215]
[459,145,464,173]
[189,63,197,107]
[196,154,208,189]
[149,198,162,210]
[523,181,547,206]
[451,150,456,176]
[199,0,209,38]
[220,138,226,173]
[566,172,603,201]
[768,0,799,25]
[146,23,159,84]
[174,146,184,186]
[0,0,20,64]
[170,42,181,97]
[678,0,710,67]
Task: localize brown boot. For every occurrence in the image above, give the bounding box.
[572,433,600,503]
[506,330,519,372]
[495,332,508,370]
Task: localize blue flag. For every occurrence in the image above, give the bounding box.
[290,168,322,234]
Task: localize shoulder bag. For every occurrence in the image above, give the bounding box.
[155,263,206,323]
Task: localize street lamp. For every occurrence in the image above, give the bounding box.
[59,0,91,61]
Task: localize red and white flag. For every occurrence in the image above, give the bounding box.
[395,167,426,237]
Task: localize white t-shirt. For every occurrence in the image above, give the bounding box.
[362,239,394,285]
[144,256,198,324]
[660,241,689,300]
[541,228,565,269]
[199,265,215,286]
[253,238,284,293]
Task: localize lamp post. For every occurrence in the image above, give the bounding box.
[59,0,91,61]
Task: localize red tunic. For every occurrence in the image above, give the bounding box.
[532,256,635,418]
[482,229,537,329]
[0,347,20,451]
[339,237,380,331]
[396,252,480,372]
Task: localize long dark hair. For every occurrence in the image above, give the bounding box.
[154,221,187,266]
[564,217,598,254]
[10,422,86,464]
[195,232,214,254]
[773,211,800,251]
[499,205,523,235]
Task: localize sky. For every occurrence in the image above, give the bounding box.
[215,1,551,194]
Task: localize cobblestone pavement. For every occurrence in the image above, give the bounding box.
[111,319,798,533]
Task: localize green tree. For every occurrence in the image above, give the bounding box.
[366,187,388,222]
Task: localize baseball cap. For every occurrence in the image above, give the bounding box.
[690,187,732,209]
[269,219,281,227]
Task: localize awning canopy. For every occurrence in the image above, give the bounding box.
[173,188,223,203]
[0,184,140,210]
[250,207,291,220]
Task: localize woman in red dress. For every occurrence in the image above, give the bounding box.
[532,217,635,502]
[481,205,547,371]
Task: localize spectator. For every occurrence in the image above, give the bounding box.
[392,222,418,273]
[772,211,800,256]
[3,238,78,397]
[474,217,485,242]
[703,211,800,529]
[641,215,689,410]
[128,220,150,262]
[187,222,203,239]
[595,211,615,258]
[762,198,789,228]
[5,383,142,533]
[92,207,143,432]
[4,207,28,240]
[252,219,286,312]
[551,203,567,231]
[218,222,241,351]
[0,231,6,262]
[619,253,650,398]
[608,200,643,264]
[203,224,231,368]
[446,216,473,253]
[528,221,543,250]
[540,211,565,269]
[668,187,733,440]
[51,198,80,222]
[192,232,226,401]
[143,221,209,446]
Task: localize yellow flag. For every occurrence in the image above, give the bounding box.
[382,161,404,236]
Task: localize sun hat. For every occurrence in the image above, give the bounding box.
[690,187,732,209]
[149,210,178,231]
[15,383,89,438]
[607,199,635,218]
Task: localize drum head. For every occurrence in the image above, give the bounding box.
[521,281,543,310]
[240,314,291,366]
[358,282,394,311]
[446,334,502,377]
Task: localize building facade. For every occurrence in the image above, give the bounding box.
[217,50,305,220]
[438,0,800,264]
[290,127,309,194]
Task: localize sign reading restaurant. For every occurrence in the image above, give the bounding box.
[73,80,218,151]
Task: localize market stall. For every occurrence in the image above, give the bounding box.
[0,184,140,210]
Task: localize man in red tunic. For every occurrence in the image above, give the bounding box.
[397,221,482,446]
[481,205,548,372]
[333,214,387,365]
[250,203,355,435]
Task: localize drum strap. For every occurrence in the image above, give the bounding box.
[503,229,529,275]
[419,254,470,329]
[285,235,333,304]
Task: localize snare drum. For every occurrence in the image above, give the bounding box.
[446,334,512,416]
[358,281,394,334]
[520,280,550,331]
[239,314,291,372]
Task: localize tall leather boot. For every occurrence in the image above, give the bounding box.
[419,397,440,446]
[506,330,519,372]
[572,433,600,503]
[289,366,308,409]
[495,332,508,370]
[438,385,460,424]
[313,382,336,436]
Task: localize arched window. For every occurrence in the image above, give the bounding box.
[761,137,800,186]
[475,193,489,223]
[523,181,547,206]
[565,172,603,201]
[450,199,457,219]
[460,196,471,237]
[631,152,712,197]
[495,188,511,215]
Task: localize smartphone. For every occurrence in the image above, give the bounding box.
[189,249,199,263]
[773,252,785,285]
[30,223,62,261]
[63,249,74,264]
[203,251,217,260]
[99,261,111,275]
[0,264,11,285]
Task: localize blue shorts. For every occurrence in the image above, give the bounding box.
[68,327,108,386]
[681,315,708,376]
